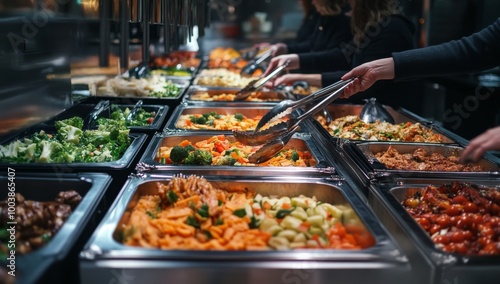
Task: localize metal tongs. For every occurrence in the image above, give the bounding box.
[84,100,110,128]
[234,60,290,101]
[233,78,353,163]
[125,100,144,124]
[240,49,273,77]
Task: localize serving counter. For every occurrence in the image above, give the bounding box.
[1,48,499,284]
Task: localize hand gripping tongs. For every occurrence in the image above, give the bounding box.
[232,78,354,163]
[234,60,290,101]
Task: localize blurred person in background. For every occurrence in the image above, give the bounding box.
[269,0,352,56]
[287,0,320,45]
[340,18,500,162]
[264,0,418,110]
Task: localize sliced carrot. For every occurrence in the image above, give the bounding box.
[179,140,191,148]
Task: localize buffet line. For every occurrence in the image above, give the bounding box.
[1,46,499,284]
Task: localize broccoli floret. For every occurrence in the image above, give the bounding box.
[110,107,127,120]
[97,117,127,130]
[290,150,299,162]
[234,113,244,121]
[55,117,83,129]
[184,149,212,165]
[18,143,37,161]
[57,125,83,144]
[215,156,237,166]
[170,146,189,164]
[184,144,196,152]
[196,116,207,124]
[92,145,115,162]
[0,140,23,159]
[36,140,64,163]
[83,129,111,146]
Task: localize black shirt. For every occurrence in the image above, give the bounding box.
[298,14,417,108]
[287,12,352,53]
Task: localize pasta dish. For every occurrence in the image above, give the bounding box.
[119,175,373,250]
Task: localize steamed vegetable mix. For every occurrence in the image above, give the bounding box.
[110,105,156,126]
[0,116,131,163]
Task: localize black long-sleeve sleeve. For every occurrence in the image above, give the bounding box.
[393,18,500,81]
[298,15,418,108]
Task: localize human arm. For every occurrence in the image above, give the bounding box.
[270,43,289,57]
[340,57,395,98]
[394,18,500,81]
[460,126,500,163]
[266,73,322,88]
[263,54,300,77]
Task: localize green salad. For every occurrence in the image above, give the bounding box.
[110,105,156,126]
[0,116,131,163]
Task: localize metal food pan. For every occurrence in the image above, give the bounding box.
[164,105,275,132]
[40,102,169,132]
[0,132,147,172]
[80,175,410,284]
[93,77,190,101]
[349,142,499,180]
[371,178,500,284]
[0,173,111,284]
[312,104,455,144]
[136,132,335,177]
[182,86,290,105]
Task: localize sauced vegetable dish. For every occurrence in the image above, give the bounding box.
[190,91,280,102]
[375,146,487,172]
[402,182,500,255]
[118,175,373,250]
[317,115,444,142]
[175,111,262,131]
[155,135,315,167]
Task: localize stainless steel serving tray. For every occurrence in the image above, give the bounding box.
[80,174,410,284]
[1,173,112,284]
[311,104,455,144]
[370,178,500,284]
[136,132,335,177]
[348,142,500,180]
[182,86,291,106]
[164,105,275,132]
[0,132,147,172]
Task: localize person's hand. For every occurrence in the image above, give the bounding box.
[266,74,322,88]
[340,57,396,98]
[270,43,288,57]
[263,54,300,77]
[460,126,500,163]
